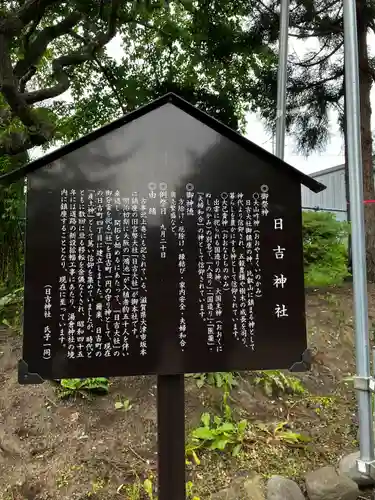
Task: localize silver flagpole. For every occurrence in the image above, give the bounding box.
[275,0,290,160]
[343,0,375,474]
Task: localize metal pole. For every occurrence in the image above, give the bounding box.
[343,0,374,467]
[157,374,185,500]
[275,0,290,160]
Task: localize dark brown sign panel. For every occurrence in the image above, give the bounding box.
[20,95,322,381]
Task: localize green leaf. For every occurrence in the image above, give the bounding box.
[143,478,153,497]
[237,420,248,434]
[58,390,73,399]
[123,399,132,411]
[0,287,23,308]
[232,443,242,457]
[215,373,223,387]
[186,481,193,496]
[115,401,124,410]
[192,427,215,440]
[201,412,210,427]
[278,431,311,444]
[264,380,273,397]
[217,422,235,432]
[213,415,222,426]
[191,450,201,465]
[196,378,205,388]
[210,438,229,451]
[274,421,288,433]
[223,404,232,421]
[60,378,82,390]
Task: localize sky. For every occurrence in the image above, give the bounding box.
[31,28,375,176]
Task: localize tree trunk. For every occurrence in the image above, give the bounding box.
[357,0,375,281]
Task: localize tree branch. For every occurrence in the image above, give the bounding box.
[22,11,44,51]
[0,34,54,156]
[293,42,343,69]
[290,72,343,94]
[291,38,331,66]
[0,128,53,157]
[22,0,121,105]
[369,66,375,83]
[0,34,35,127]
[17,0,60,28]
[69,29,127,114]
[14,12,84,82]
[0,0,122,157]
[19,66,37,94]
[289,25,343,38]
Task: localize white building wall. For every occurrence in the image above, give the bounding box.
[301,165,347,221]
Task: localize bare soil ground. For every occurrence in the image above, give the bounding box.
[0,284,373,499]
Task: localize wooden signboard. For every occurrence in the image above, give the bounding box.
[0,94,325,499]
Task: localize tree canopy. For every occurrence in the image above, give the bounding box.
[0,0,278,288]
[0,0,276,159]
[251,0,375,278]
[252,0,375,154]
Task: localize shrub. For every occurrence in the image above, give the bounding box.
[0,286,24,333]
[0,154,26,289]
[57,377,109,399]
[186,371,238,390]
[302,211,350,287]
[251,370,306,397]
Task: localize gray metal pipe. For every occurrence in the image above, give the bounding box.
[275,0,290,160]
[343,0,374,466]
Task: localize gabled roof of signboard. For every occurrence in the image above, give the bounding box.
[0,92,325,193]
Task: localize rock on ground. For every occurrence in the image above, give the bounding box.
[305,466,359,500]
[211,473,265,500]
[339,451,375,486]
[266,475,304,500]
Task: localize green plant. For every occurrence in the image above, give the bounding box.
[343,375,375,417]
[186,411,248,462]
[87,479,106,497]
[186,480,200,500]
[118,480,142,499]
[57,378,109,399]
[256,421,311,447]
[0,154,26,289]
[115,398,133,411]
[186,372,239,391]
[0,286,24,333]
[371,321,375,343]
[221,387,233,421]
[118,477,200,500]
[306,395,336,415]
[252,370,306,397]
[302,211,350,287]
[143,477,155,500]
[273,421,311,445]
